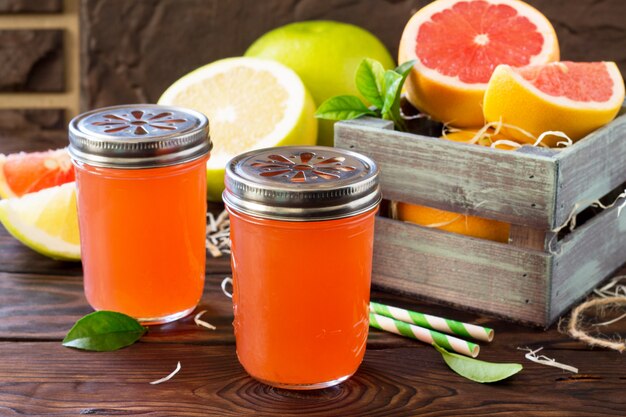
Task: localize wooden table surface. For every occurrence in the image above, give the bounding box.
[0,224,625,416]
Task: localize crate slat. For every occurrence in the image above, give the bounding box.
[372,217,551,324]
[336,119,557,228]
[549,201,626,322]
[554,108,626,228]
[335,112,626,326]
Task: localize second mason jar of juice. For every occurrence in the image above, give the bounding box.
[223,146,381,389]
[68,104,211,324]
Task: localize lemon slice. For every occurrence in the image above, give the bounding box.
[158,57,317,201]
[0,182,80,261]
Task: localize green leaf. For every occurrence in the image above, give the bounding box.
[433,343,523,383]
[395,59,417,76]
[381,70,403,117]
[355,58,385,108]
[315,95,378,121]
[62,311,147,352]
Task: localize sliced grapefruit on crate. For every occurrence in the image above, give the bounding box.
[484,61,626,146]
[399,0,559,127]
[0,148,75,199]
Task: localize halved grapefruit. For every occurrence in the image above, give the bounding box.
[483,61,625,146]
[399,0,559,127]
[0,148,75,199]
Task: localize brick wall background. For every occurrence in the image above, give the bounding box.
[0,0,78,153]
[1,0,625,153]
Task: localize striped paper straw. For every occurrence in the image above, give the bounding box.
[370,302,494,342]
[369,313,480,358]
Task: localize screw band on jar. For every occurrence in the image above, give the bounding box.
[223,146,381,221]
[68,104,211,169]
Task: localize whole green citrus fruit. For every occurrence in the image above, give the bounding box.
[245,20,395,146]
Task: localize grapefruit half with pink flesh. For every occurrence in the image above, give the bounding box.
[399,0,559,127]
[483,61,625,146]
[0,149,75,199]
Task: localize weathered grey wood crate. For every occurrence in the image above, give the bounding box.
[335,109,626,327]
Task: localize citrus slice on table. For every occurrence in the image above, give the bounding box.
[158,57,317,201]
[0,182,80,261]
[483,61,625,146]
[0,148,75,199]
[399,0,559,127]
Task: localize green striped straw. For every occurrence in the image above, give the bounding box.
[370,302,494,342]
[369,313,479,357]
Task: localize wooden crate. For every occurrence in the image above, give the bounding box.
[334,109,626,327]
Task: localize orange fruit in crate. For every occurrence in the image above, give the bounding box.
[0,149,75,199]
[483,61,625,146]
[395,129,515,243]
[398,0,559,127]
[396,203,510,243]
[444,128,520,150]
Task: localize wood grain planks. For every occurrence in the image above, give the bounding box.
[335,118,558,228]
[0,341,624,416]
[371,217,551,324]
[554,108,626,228]
[550,201,626,322]
[0,235,624,416]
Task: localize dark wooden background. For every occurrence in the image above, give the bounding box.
[0,223,625,416]
[79,0,626,108]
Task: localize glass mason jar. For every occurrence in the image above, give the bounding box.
[68,104,212,324]
[223,146,381,389]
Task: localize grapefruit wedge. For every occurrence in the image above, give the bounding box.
[0,148,75,199]
[484,61,625,146]
[399,0,559,127]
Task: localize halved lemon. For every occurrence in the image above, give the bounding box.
[0,182,80,261]
[158,57,317,201]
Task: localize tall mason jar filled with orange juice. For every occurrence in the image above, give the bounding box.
[68,104,211,324]
[223,146,381,389]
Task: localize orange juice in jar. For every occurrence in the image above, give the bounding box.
[68,104,211,324]
[223,146,381,389]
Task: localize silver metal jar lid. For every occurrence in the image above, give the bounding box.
[68,104,211,169]
[223,146,381,221]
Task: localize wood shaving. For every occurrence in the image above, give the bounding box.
[490,139,522,149]
[549,189,626,243]
[221,277,233,299]
[593,276,626,298]
[194,310,216,330]
[533,130,573,147]
[206,210,231,258]
[150,361,181,385]
[518,347,578,373]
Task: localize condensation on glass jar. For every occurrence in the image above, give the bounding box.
[68,104,212,324]
[223,146,381,390]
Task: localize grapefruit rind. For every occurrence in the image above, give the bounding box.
[399,0,560,126]
[483,62,625,145]
[0,182,81,261]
